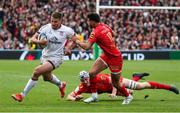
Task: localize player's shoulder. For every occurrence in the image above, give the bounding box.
[41,23,51,29]
[39,23,51,31]
[98,23,112,31]
[93,23,106,34]
[79,83,86,90]
[58,24,74,35]
[59,24,73,31]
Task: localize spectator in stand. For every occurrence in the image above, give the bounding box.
[0,36,4,50]
[100,0,180,6]
[0,0,179,50]
[100,9,180,50]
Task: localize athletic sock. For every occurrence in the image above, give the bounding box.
[148,81,171,90]
[21,78,37,97]
[49,74,61,87]
[119,84,130,97]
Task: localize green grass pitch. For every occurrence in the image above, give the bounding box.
[0,60,180,112]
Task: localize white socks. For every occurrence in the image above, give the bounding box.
[21,74,60,97]
[49,74,61,87]
[21,78,37,97]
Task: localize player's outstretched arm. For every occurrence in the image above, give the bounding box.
[64,36,78,55]
[67,92,76,101]
[72,36,93,50]
[76,40,93,50]
[67,92,83,101]
[71,36,93,50]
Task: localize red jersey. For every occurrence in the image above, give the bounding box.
[73,74,116,96]
[88,23,121,57]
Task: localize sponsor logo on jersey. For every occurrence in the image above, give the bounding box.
[49,36,62,44]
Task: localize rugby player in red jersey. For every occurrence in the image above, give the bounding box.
[67,71,179,101]
[73,13,132,104]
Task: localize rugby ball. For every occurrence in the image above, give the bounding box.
[38,33,47,49]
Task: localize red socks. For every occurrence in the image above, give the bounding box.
[119,85,129,97]
[148,81,171,90]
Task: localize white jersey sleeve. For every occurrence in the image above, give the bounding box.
[37,24,49,34]
[65,27,75,39]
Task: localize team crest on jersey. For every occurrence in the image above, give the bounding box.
[59,31,64,36]
[48,31,52,34]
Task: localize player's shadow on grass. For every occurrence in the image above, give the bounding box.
[98,99,123,102]
[98,98,177,102]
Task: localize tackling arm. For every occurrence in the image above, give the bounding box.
[64,41,76,55]
[72,36,93,50]
[64,36,79,55]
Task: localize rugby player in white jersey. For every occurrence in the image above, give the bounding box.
[12,12,76,102]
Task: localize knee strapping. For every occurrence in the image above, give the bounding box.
[128,80,137,89]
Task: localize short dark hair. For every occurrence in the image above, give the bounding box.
[51,12,63,19]
[87,13,100,22]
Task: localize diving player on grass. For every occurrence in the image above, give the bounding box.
[67,71,179,102]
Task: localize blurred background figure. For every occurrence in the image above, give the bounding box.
[0,0,179,50]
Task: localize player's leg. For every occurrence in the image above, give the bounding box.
[111,73,133,104]
[105,54,132,105]
[132,73,150,81]
[122,73,150,95]
[24,62,54,95]
[83,57,107,103]
[135,81,179,94]
[89,57,108,78]
[120,78,134,95]
[12,62,54,102]
[43,72,60,87]
[44,59,66,98]
[42,71,66,98]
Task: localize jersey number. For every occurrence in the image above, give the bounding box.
[107,32,113,41]
[106,32,116,48]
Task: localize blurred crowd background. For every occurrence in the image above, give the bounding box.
[0,0,179,50]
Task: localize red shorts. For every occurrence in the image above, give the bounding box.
[100,54,123,73]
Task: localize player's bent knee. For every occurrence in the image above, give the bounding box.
[135,84,142,90]
[136,83,146,90]
[43,77,51,81]
[43,78,49,81]
[33,68,43,76]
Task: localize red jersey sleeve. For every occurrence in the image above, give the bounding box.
[88,31,97,44]
[74,84,84,95]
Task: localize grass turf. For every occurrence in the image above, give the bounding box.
[0,60,180,112]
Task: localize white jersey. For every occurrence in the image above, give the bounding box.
[38,23,75,59]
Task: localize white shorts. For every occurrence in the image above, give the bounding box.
[40,56,63,69]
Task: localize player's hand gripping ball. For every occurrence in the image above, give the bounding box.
[38,33,48,48]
